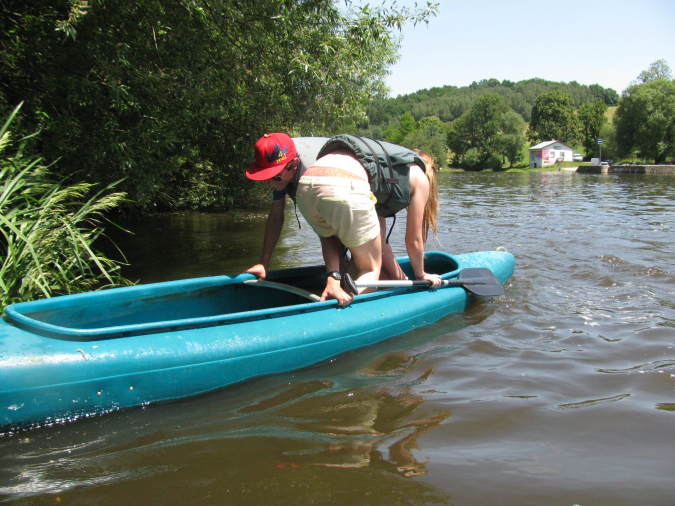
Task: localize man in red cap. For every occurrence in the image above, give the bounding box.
[244,133,382,306]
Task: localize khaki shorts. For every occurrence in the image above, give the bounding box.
[295,177,380,248]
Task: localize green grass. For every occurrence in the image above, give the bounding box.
[1,103,134,310]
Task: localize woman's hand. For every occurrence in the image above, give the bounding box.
[417,272,442,288]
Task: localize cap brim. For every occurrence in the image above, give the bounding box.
[246,163,284,181]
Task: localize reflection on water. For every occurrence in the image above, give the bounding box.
[3,172,675,505]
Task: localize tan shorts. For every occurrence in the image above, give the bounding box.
[295,177,380,248]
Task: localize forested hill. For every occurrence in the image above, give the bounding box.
[360,78,619,132]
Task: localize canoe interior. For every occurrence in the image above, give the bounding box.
[4,252,459,340]
[27,283,309,330]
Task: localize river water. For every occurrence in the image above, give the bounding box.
[1,171,674,505]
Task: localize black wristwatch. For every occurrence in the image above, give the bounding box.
[326,271,341,281]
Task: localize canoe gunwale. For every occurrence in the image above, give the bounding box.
[3,254,462,342]
[4,287,437,341]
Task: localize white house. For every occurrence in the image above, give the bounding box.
[529,140,575,168]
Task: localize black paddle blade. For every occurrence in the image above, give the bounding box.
[457,268,505,296]
[342,273,359,296]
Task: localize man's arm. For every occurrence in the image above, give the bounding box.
[319,235,353,306]
[244,198,285,279]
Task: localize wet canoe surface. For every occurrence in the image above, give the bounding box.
[0,250,515,431]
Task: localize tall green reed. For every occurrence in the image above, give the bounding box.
[1,104,134,310]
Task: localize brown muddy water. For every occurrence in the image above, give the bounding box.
[1,171,674,505]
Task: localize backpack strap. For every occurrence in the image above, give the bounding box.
[353,136,399,184]
[353,136,401,242]
[354,136,398,210]
[352,136,382,182]
[372,139,398,212]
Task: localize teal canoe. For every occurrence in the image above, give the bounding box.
[0,250,515,431]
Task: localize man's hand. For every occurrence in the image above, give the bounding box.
[320,277,354,306]
[244,264,267,279]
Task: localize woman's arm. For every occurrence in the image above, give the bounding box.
[405,165,441,287]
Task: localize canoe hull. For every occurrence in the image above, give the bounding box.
[0,251,515,431]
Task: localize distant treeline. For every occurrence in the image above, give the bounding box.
[359,78,619,136]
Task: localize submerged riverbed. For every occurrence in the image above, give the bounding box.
[1,171,674,505]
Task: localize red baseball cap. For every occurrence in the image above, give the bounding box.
[246,133,298,181]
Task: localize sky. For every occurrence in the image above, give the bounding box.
[383,0,675,97]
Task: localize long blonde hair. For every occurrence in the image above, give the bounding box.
[413,149,439,244]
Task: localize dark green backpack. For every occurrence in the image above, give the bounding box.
[317,135,426,218]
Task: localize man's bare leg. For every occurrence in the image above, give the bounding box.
[348,234,382,295]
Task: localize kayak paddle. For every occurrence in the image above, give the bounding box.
[343,268,505,297]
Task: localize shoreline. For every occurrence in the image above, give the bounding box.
[576,164,675,174]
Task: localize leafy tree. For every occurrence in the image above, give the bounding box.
[589,84,619,106]
[632,59,673,85]
[495,110,527,166]
[446,115,472,165]
[462,148,482,171]
[500,109,527,137]
[468,94,510,157]
[597,123,618,161]
[484,154,502,171]
[528,90,580,146]
[446,94,524,168]
[402,116,448,168]
[384,113,417,144]
[494,134,524,167]
[445,93,509,160]
[577,100,608,159]
[0,0,438,210]
[614,79,675,163]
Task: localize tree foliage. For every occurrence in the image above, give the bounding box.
[401,115,448,168]
[0,0,438,211]
[614,79,675,163]
[495,108,527,167]
[446,93,526,169]
[632,59,673,85]
[360,77,618,134]
[598,123,618,161]
[381,113,448,168]
[384,112,417,144]
[577,100,607,158]
[527,90,580,147]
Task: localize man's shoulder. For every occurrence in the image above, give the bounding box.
[292,137,330,172]
[292,137,330,149]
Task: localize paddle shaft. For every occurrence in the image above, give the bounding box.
[354,278,491,288]
[345,268,505,297]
